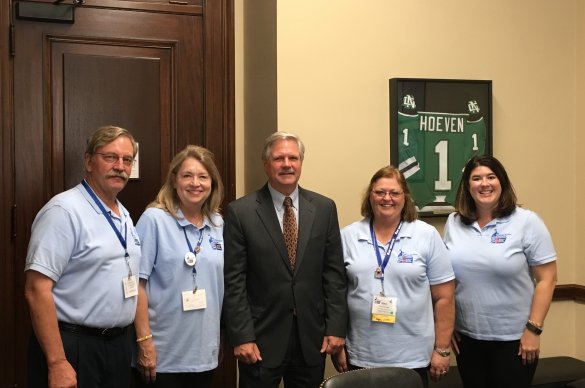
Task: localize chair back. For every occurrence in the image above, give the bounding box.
[320,367,423,388]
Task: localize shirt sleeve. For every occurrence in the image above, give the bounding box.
[522,210,557,266]
[25,205,77,282]
[424,223,455,285]
[136,208,159,279]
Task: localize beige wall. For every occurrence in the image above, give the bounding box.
[235,0,585,372]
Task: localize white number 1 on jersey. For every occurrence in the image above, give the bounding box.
[434,140,452,191]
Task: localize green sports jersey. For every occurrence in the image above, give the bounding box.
[397,111,486,208]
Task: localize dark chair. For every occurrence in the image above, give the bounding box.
[565,379,585,388]
[532,356,585,388]
[320,367,423,388]
[430,356,585,388]
[567,378,585,388]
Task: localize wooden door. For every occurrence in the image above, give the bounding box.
[3,0,235,386]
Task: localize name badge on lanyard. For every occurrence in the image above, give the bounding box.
[369,219,402,323]
[123,275,138,298]
[371,294,397,323]
[182,225,207,311]
[182,289,207,311]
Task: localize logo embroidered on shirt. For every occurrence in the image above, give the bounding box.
[397,250,414,263]
[490,229,508,244]
[209,236,223,250]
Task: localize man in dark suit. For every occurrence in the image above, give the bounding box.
[223,132,348,388]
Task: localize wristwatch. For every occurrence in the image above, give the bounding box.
[526,320,543,335]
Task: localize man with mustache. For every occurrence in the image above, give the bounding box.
[24,125,141,388]
[223,132,348,388]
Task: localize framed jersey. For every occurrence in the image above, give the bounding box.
[390,78,492,216]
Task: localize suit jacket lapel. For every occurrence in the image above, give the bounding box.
[295,187,315,274]
[255,185,293,274]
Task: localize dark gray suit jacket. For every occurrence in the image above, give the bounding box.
[223,184,348,367]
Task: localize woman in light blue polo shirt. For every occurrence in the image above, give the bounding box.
[444,155,557,388]
[132,145,224,388]
[334,166,455,388]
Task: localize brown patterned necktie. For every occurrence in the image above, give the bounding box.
[283,196,298,269]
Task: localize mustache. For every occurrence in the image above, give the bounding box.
[106,171,129,181]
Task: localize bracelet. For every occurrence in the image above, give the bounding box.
[433,346,451,357]
[136,334,153,343]
[525,320,543,335]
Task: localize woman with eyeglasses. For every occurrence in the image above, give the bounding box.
[444,155,557,388]
[132,145,225,388]
[333,165,455,388]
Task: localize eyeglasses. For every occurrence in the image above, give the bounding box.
[95,152,134,167]
[371,189,403,199]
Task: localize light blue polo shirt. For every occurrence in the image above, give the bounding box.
[444,207,557,341]
[136,207,224,373]
[25,182,141,328]
[341,218,454,369]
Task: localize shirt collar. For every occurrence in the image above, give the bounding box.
[175,207,209,229]
[356,217,414,243]
[267,184,299,211]
[473,214,511,230]
[78,182,127,218]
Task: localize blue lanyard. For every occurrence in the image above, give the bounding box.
[183,226,204,273]
[81,180,131,276]
[369,219,403,280]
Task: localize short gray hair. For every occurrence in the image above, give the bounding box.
[261,132,305,161]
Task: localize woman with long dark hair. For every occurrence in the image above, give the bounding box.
[444,155,557,388]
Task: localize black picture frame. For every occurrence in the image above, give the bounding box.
[390,78,493,217]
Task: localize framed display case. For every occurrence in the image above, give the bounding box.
[390,78,492,216]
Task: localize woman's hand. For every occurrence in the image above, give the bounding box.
[519,330,540,365]
[429,350,450,382]
[137,339,157,383]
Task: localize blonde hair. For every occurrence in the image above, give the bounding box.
[148,145,224,225]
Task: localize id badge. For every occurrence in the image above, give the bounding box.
[182,289,207,311]
[371,294,397,323]
[123,275,138,298]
